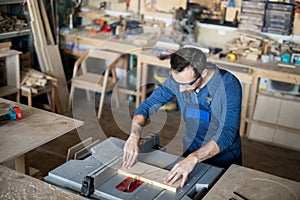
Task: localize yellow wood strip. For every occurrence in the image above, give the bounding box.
[116,161,181,192]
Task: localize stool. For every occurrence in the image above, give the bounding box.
[21,84,56,112]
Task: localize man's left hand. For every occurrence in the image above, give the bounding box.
[164,153,198,187]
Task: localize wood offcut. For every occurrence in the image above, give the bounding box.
[115,161,181,192]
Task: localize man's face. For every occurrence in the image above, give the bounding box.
[171,66,201,93]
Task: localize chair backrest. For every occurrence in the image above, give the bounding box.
[72,49,122,79]
[88,50,121,61]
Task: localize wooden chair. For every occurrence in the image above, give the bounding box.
[68,49,122,119]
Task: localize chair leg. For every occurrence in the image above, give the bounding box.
[97,91,106,119]
[28,92,32,107]
[50,87,56,112]
[68,84,75,111]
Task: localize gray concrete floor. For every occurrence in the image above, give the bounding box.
[25,92,300,183]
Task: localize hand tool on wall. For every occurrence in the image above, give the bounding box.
[0,106,22,122]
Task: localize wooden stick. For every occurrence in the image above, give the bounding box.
[278,63,296,69]
[39,0,55,45]
[116,161,181,192]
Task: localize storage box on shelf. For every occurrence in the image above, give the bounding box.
[239,0,266,32]
[263,2,294,35]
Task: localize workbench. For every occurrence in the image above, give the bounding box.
[60,29,144,56]
[0,165,84,200]
[60,29,300,139]
[0,98,84,174]
[210,56,300,140]
[203,164,300,199]
[136,50,300,141]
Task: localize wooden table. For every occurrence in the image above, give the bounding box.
[203,164,300,200]
[0,165,84,199]
[0,98,84,174]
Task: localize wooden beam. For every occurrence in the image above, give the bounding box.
[28,0,70,113]
[39,0,55,45]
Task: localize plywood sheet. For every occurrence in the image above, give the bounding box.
[203,164,300,200]
[116,161,181,192]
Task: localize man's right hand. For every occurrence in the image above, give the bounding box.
[122,135,140,169]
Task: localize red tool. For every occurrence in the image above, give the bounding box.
[0,106,22,121]
[116,177,143,193]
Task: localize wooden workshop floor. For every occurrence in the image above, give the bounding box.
[25,93,300,183]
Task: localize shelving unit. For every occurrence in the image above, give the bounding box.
[249,92,300,150]
[0,28,31,40]
[0,0,26,5]
[0,0,31,47]
[0,0,31,102]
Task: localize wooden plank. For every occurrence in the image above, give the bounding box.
[45,45,69,112]
[66,137,93,161]
[278,63,296,69]
[31,0,47,46]
[27,0,48,72]
[0,42,12,49]
[30,20,47,71]
[39,0,55,45]
[0,50,21,101]
[5,51,20,88]
[203,164,300,200]
[116,161,181,192]
[27,0,69,112]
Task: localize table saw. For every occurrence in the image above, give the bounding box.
[45,134,223,199]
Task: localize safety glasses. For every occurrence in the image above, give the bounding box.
[171,72,201,86]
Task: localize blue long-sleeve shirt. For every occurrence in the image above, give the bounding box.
[135,66,242,168]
